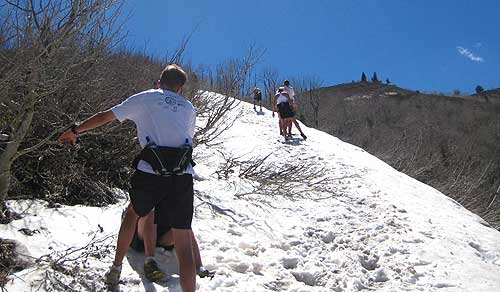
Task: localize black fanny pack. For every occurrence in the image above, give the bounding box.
[132,144,195,176]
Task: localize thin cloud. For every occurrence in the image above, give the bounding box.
[473,42,483,48]
[456,46,484,62]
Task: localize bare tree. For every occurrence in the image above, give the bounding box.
[260,66,281,108]
[193,45,265,145]
[238,45,266,98]
[0,0,125,219]
[163,24,200,66]
[294,75,323,126]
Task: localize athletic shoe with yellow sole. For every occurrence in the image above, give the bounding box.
[144,258,165,282]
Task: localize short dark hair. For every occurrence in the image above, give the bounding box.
[159,64,187,90]
[284,80,290,86]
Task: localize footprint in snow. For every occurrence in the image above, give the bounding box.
[226,228,242,236]
[469,241,486,253]
[358,253,380,270]
[432,282,456,288]
[315,216,332,222]
[281,256,300,269]
[321,231,336,244]
[371,268,389,282]
[402,238,425,244]
[291,270,323,286]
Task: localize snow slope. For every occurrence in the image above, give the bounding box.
[2,98,500,292]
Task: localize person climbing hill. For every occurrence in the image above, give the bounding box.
[130,211,215,279]
[58,64,197,292]
[253,87,263,112]
[283,80,307,140]
[273,87,294,140]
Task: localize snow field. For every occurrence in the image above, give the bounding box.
[1,99,500,291]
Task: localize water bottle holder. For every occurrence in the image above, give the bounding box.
[133,145,193,176]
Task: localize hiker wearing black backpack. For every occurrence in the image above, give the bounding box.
[58,64,197,292]
[253,86,263,111]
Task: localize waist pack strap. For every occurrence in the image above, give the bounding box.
[132,145,195,176]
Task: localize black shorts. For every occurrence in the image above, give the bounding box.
[278,102,295,119]
[130,171,194,229]
[130,220,173,252]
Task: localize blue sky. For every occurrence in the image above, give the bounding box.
[122,0,499,94]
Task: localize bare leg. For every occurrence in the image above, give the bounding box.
[287,119,292,136]
[292,118,304,135]
[190,232,203,269]
[113,204,139,266]
[172,228,196,292]
[156,229,174,245]
[157,230,202,270]
[138,211,156,257]
[280,119,288,137]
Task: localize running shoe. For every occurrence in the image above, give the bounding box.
[104,264,122,288]
[197,266,216,279]
[144,258,165,282]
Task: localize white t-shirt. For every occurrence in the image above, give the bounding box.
[112,89,196,175]
[284,85,295,98]
[277,93,289,104]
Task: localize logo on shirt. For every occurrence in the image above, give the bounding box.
[164,95,186,112]
[164,96,176,106]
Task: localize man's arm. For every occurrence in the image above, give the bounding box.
[58,110,117,145]
[272,94,279,117]
[291,96,297,111]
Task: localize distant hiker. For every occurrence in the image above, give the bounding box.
[283,80,307,140]
[131,215,215,279]
[272,87,284,136]
[273,87,294,140]
[58,64,197,292]
[253,87,263,111]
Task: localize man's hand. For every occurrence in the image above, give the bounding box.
[272,112,275,118]
[57,110,116,146]
[58,129,77,145]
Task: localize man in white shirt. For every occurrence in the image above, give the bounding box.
[283,80,307,140]
[58,65,197,292]
[283,80,295,101]
[273,87,293,139]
